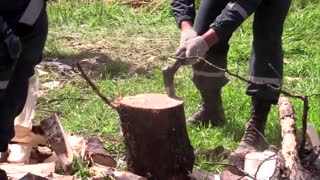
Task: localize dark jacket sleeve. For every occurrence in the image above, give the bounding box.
[171,0,196,27]
[210,0,262,40]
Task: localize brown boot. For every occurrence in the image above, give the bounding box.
[229,98,271,175]
[187,89,225,127]
[235,98,271,153]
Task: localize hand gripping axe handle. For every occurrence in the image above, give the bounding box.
[162,56,185,98]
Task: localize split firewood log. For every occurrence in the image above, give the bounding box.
[47,173,75,180]
[40,114,74,174]
[0,162,56,179]
[18,173,49,180]
[89,163,146,180]
[278,97,301,178]
[7,143,33,164]
[67,134,86,158]
[29,146,53,164]
[13,75,40,144]
[6,173,75,180]
[85,137,116,167]
[8,76,43,164]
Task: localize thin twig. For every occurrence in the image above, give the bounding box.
[76,62,117,109]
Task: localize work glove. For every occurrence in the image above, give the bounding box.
[179,27,197,47]
[175,36,209,65]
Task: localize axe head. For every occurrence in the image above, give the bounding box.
[162,58,183,99]
[162,66,176,98]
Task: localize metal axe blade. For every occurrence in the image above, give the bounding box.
[162,58,184,98]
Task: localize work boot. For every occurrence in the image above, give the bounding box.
[228,98,271,175]
[235,98,271,154]
[187,89,225,127]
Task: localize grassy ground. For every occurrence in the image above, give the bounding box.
[38,0,320,177]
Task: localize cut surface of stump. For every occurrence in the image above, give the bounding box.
[118,93,195,179]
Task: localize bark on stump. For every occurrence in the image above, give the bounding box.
[117,93,195,179]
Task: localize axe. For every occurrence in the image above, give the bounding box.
[162,55,186,98]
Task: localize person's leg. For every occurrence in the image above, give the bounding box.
[237,0,291,153]
[189,0,230,127]
[0,8,48,159]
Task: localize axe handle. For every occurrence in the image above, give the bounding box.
[170,57,184,74]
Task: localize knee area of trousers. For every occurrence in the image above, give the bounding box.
[192,74,229,91]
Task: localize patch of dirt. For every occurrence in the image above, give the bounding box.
[44,33,175,79]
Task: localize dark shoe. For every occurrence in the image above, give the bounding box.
[187,102,210,127]
[187,89,225,127]
[235,98,271,153]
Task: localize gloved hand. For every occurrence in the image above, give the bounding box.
[175,36,209,65]
[179,27,197,47]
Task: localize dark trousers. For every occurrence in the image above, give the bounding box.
[0,8,48,151]
[192,0,291,104]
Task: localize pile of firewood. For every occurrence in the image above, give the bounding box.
[0,76,144,180]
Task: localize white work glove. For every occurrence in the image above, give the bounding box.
[179,27,198,46]
[175,36,209,65]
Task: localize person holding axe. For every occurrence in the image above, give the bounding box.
[0,0,48,162]
[171,0,291,153]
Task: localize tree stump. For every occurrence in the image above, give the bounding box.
[117,93,195,179]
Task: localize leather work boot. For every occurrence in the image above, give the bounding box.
[234,98,272,154]
[187,89,225,127]
[228,98,271,175]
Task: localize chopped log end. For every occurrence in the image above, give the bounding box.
[119,93,183,109]
[85,138,116,167]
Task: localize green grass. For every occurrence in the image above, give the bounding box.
[38,0,320,177]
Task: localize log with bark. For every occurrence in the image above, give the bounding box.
[84,137,116,167]
[118,93,195,179]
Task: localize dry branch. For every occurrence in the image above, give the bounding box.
[76,61,117,109]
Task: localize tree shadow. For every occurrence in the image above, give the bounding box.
[43,50,151,79]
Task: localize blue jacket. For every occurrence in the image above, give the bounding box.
[171,0,262,40]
